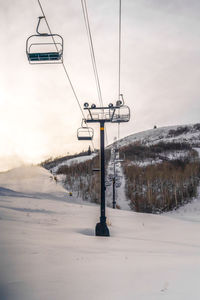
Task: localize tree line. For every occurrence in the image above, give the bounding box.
[121,143,200,213]
[56,150,110,203]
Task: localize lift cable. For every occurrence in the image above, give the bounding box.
[117,0,122,141]
[118,0,122,98]
[37,0,95,151]
[81,0,108,146]
[81,0,103,108]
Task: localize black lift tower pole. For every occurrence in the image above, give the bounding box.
[95,120,109,236]
[81,101,130,236]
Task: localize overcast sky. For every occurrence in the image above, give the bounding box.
[1,0,200,171]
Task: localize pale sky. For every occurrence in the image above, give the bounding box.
[1,0,200,171]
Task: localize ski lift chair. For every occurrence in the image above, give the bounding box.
[116,182,121,188]
[105,180,112,187]
[26,16,64,64]
[77,119,94,141]
[77,122,94,140]
[110,105,130,123]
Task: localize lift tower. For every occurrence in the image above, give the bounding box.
[82,101,130,236]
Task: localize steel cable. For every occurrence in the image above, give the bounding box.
[37,0,95,150]
[81,0,109,145]
[117,0,122,141]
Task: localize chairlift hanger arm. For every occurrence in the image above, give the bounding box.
[88,109,93,120]
[110,108,116,122]
[81,118,87,127]
[36,16,48,35]
[119,93,124,105]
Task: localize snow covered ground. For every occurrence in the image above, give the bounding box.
[1,166,200,300]
[166,187,200,223]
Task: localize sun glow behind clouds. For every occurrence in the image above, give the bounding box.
[0,85,89,171]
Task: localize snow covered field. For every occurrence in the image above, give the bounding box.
[1,166,200,300]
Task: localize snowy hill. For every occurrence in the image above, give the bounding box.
[44,124,200,213]
[0,165,200,299]
[113,123,200,148]
[44,124,200,175]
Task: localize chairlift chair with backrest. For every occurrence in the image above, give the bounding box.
[26,16,64,64]
[108,94,130,123]
[77,120,94,141]
[110,105,130,123]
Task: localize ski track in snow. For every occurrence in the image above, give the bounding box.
[106,159,130,210]
[0,165,200,300]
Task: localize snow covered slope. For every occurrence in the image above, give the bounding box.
[43,124,200,212]
[113,123,200,148]
[106,158,130,210]
[1,166,200,300]
[51,153,97,174]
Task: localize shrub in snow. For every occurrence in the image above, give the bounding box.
[193,123,200,131]
[168,126,190,137]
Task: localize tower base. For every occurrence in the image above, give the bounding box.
[95,222,110,236]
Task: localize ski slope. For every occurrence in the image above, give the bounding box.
[0,166,200,300]
[112,124,200,148]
